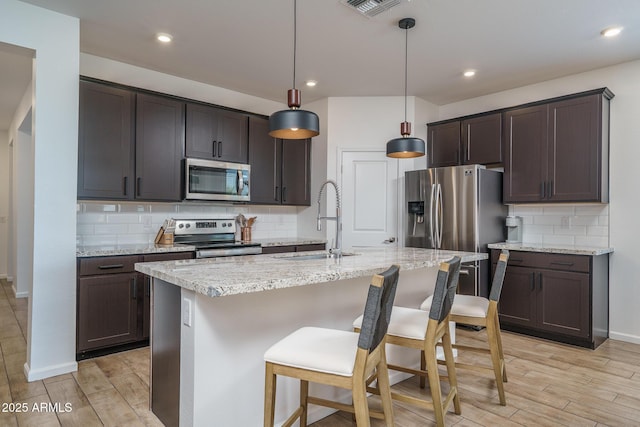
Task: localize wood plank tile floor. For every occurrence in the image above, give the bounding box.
[2,277,640,426]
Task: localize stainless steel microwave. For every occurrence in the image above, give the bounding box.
[184,158,250,201]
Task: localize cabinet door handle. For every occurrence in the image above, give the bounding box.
[218,141,222,158]
[549,180,553,199]
[212,140,217,157]
[540,182,546,199]
[145,277,151,297]
[530,272,535,291]
[538,272,543,290]
[274,185,279,202]
[282,187,287,202]
[98,264,124,270]
[136,177,141,197]
[123,176,128,196]
[131,277,137,299]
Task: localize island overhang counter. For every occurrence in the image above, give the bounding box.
[135,247,487,427]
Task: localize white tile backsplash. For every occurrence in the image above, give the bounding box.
[77,201,299,245]
[510,204,610,248]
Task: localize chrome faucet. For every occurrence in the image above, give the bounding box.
[317,180,342,257]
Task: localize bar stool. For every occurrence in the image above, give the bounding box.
[353,257,462,427]
[420,250,510,405]
[263,265,400,427]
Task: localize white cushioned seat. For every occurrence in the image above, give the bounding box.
[354,306,429,341]
[421,294,489,318]
[264,327,359,376]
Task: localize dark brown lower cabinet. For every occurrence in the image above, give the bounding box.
[261,243,326,254]
[492,249,608,349]
[77,251,194,358]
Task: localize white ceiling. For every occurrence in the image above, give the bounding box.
[3,0,640,129]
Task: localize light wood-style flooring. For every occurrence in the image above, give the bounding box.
[2,277,640,426]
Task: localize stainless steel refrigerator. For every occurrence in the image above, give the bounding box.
[405,164,507,297]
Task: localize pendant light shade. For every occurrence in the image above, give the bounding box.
[269,0,319,140]
[386,17,425,158]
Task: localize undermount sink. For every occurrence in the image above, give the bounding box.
[276,252,358,261]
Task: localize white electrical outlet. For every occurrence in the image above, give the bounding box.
[183,298,192,327]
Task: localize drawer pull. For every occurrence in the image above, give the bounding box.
[131,277,137,299]
[550,261,574,267]
[97,264,125,270]
[510,258,524,263]
[530,272,535,291]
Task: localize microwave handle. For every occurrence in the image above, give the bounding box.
[237,170,244,194]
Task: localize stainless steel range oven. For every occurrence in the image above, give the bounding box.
[173,218,261,258]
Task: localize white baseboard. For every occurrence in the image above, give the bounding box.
[0,274,6,280]
[609,331,640,345]
[24,360,78,382]
[6,276,14,282]
[11,283,28,299]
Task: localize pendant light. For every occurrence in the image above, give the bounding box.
[269,0,319,139]
[386,18,425,158]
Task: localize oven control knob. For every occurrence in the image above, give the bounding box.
[222,223,227,227]
[178,224,184,229]
[227,222,233,227]
[185,224,191,228]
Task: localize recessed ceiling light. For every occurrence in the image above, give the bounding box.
[156,33,173,43]
[463,70,476,78]
[601,27,623,38]
[305,80,317,87]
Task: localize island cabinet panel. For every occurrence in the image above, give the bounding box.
[78,80,135,200]
[504,89,612,203]
[248,116,311,206]
[185,102,249,164]
[492,249,608,349]
[461,113,502,165]
[427,121,460,168]
[135,93,185,201]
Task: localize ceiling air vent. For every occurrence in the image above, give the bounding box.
[342,0,404,18]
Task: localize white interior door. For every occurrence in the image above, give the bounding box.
[340,150,398,248]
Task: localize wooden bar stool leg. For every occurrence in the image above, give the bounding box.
[376,353,395,427]
[352,379,372,427]
[441,329,461,415]
[493,314,508,382]
[300,380,309,426]
[419,350,427,388]
[424,344,446,427]
[486,317,507,406]
[264,363,276,427]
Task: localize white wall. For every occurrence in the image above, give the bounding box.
[0,130,7,278]
[80,54,282,116]
[0,0,79,380]
[437,60,640,343]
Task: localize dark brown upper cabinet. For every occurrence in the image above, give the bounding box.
[504,89,613,203]
[248,116,311,206]
[78,79,184,202]
[427,121,460,168]
[461,113,502,165]
[185,102,249,164]
[78,80,135,199]
[136,93,184,201]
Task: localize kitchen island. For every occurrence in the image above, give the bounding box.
[136,247,487,427]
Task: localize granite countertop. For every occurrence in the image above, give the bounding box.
[488,242,613,256]
[76,243,197,258]
[135,247,487,298]
[254,237,327,247]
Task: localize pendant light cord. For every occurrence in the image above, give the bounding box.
[292,0,297,90]
[404,24,408,123]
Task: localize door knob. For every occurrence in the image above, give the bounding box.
[383,237,396,244]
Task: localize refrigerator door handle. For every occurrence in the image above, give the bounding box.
[429,184,436,247]
[437,183,444,248]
